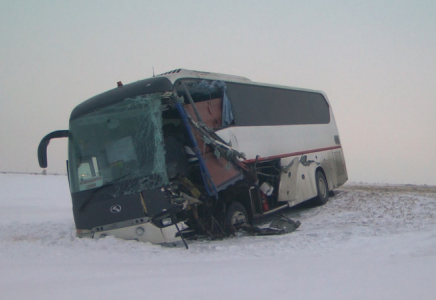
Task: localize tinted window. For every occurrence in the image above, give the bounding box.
[226,83,330,126]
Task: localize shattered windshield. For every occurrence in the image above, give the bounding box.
[68,93,168,194]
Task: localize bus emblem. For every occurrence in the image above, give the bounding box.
[110,205,122,213]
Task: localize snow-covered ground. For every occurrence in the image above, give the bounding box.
[1,174,435,300]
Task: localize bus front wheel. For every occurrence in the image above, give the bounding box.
[225,202,248,233]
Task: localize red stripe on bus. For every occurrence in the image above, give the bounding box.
[243,145,342,164]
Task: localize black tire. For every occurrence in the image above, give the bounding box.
[312,171,329,206]
[225,202,248,233]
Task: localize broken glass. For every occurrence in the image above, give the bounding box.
[192,80,234,126]
[68,93,168,195]
[176,79,234,126]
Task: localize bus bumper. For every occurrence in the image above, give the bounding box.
[77,220,188,245]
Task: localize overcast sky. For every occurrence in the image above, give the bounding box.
[1,0,435,185]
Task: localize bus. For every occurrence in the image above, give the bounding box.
[38,69,347,245]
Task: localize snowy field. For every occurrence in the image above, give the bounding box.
[1,174,436,300]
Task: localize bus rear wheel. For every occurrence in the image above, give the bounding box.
[312,171,329,206]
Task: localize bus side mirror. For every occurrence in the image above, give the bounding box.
[37,130,69,168]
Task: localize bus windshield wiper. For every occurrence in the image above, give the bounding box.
[79,173,130,212]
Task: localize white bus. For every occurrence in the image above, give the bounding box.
[38,69,347,245]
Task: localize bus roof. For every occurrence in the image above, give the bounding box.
[158,68,326,97]
[71,68,329,121]
[156,69,252,84]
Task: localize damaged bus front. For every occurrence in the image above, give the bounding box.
[38,69,347,245]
